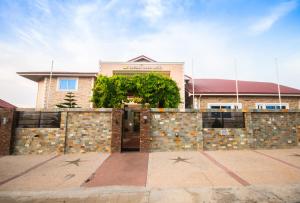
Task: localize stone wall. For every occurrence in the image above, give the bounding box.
[14,128,65,154]
[0,109,14,155]
[149,109,300,151]
[13,109,112,155]
[202,128,249,150]
[150,109,203,151]
[65,111,112,153]
[251,112,300,149]
[11,108,300,154]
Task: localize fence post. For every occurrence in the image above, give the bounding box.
[63,111,69,154]
[111,109,123,153]
[140,108,151,152]
[0,109,14,155]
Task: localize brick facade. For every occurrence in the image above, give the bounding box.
[140,109,151,152]
[37,76,94,108]
[111,109,123,153]
[0,109,14,155]
[197,96,300,110]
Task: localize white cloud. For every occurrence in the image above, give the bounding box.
[1,1,300,107]
[249,0,298,35]
[141,0,164,23]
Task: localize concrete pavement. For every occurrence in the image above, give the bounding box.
[1,149,300,202]
[1,184,300,203]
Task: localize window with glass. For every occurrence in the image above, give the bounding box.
[58,78,78,91]
[207,103,242,110]
[256,103,288,110]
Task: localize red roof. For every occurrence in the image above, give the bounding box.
[127,55,156,62]
[0,99,16,109]
[186,79,300,95]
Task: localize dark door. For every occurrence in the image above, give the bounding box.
[122,108,140,151]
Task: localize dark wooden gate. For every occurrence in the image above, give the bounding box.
[121,107,141,151]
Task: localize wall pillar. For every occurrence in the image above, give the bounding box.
[140,109,151,152]
[0,109,14,155]
[111,109,123,152]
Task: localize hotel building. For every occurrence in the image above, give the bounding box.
[18,55,300,109]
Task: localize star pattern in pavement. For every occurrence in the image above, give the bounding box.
[170,156,190,164]
[290,153,300,157]
[64,158,83,166]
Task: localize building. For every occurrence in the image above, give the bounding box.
[17,55,300,109]
[0,99,16,109]
[99,55,185,107]
[17,72,97,108]
[185,77,300,110]
[18,55,185,108]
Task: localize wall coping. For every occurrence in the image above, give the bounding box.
[150,108,300,113]
[16,108,113,112]
[15,108,300,113]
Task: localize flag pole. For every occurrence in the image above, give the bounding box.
[46,60,54,109]
[234,59,239,109]
[192,59,195,109]
[275,58,282,109]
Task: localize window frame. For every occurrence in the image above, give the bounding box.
[207,103,243,110]
[57,77,78,92]
[255,103,289,110]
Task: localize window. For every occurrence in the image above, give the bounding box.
[58,78,78,91]
[207,103,242,110]
[16,112,61,128]
[256,103,289,110]
[203,112,245,128]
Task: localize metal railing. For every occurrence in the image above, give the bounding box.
[16,111,61,128]
[202,112,245,128]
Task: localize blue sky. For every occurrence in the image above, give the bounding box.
[0,0,300,107]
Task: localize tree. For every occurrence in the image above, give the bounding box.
[56,92,80,108]
[92,73,180,108]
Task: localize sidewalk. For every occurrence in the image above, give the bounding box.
[1,184,300,203]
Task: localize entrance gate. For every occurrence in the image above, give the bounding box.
[122,107,141,151]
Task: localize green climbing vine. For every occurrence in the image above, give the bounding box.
[92,73,180,108]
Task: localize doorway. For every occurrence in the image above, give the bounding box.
[122,107,141,151]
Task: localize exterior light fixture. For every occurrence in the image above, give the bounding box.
[2,117,7,125]
[143,115,148,124]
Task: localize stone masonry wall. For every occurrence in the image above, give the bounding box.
[150,110,203,151]
[202,128,249,150]
[12,108,300,154]
[149,110,300,151]
[202,112,252,150]
[14,128,65,154]
[251,112,300,149]
[0,109,14,155]
[13,109,112,155]
[66,111,112,153]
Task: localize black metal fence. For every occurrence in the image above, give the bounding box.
[16,111,61,128]
[202,112,245,128]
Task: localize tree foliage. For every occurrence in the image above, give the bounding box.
[56,92,80,108]
[92,73,180,108]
